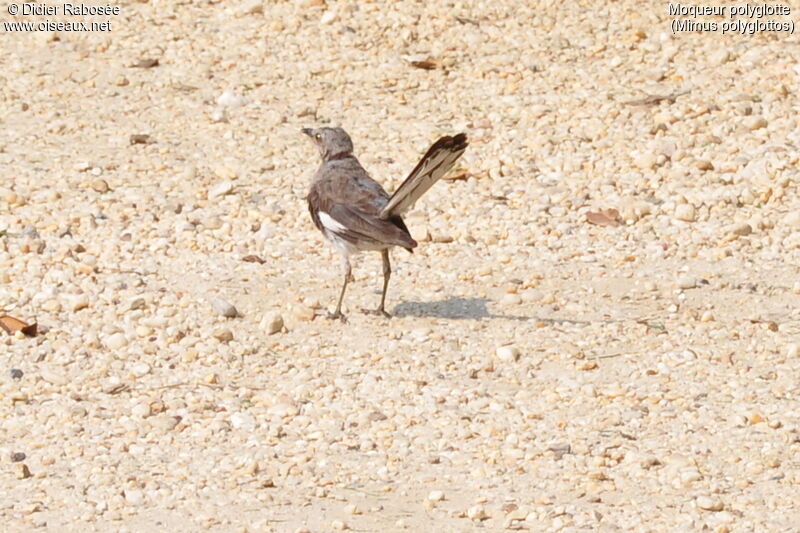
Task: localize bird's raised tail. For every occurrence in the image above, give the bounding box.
[379,133,468,219]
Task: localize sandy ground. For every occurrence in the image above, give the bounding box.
[2,0,800,531]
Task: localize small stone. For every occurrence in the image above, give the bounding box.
[40,367,67,386]
[208,181,234,200]
[231,412,255,430]
[467,505,487,521]
[260,312,284,335]
[783,211,800,229]
[21,225,39,239]
[729,222,752,237]
[213,328,234,342]
[236,0,263,16]
[695,159,713,171]
[132,363,151,377]
[344,503,361,515]
[210,296,238,318]
[68,294,90,312]
[674,204,696,222]
[496,346,520,362]
[427,490,445,502]
[10,368,23,380]
[320,9,338,24]
[711,49,730,65]
[210,107,228,123]
[90,179,109,193]
[291,304,315,322]
[105,333,128,350]
[16,463,32,479]
[787,343,798,358]
[700,311,714,322]
[696,496,723,511]
[11,452,26,462]
[124,489,144,505]
[745,116,767,131]
[331,519,348,530]
[128,296,146,311]
[677,276,697,290]
[217,90,246,108]
[151,415,181,432]
[501,293,522,306]
[131,402,151,418]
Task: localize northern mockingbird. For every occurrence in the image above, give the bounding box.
[303,127,468,321]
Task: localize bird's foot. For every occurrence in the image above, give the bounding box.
[326,311,348,323]
[361,307,391,319]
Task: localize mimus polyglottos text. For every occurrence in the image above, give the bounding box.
[303,127,468,321]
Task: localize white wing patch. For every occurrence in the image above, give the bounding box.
[319,211,348,234]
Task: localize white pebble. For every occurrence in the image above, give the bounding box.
[496,346,520,362]
[674,204,696,222]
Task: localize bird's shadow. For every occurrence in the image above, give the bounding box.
[392,297,519,320]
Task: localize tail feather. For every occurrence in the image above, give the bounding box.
[379,133,468,219]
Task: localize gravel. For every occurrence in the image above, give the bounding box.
[2,1,800,531]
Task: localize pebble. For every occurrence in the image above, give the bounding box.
[213,328,234,342]
[696,496,724,512]
[150,415,181,432]
[331,519,348,530]
[208,181,234,200]
[496,345,520,362]
[132,363,151,377]
[674,204,696,222]
[782,211,800,229]
[124,489,144,506]
[128,296,146,311]
[745,116,767,131]
[467,505,487,521]
[260,312,284,335]
[67,294,90,312]
[217,90,246,108]
[10,368,23,380]
[210,296,238,318]
[787,344,798,358]
[15,463,32,479]
[728,222,752,237]
[427,490,445,502]
[104,333,128,350]
[677,276,698,290]
[39,367,67,386]
[91,179,110,193]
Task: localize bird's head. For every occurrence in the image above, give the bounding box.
[302,126,354,161]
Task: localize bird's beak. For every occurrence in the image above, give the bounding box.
[301,128,314,137]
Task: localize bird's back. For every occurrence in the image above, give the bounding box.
[309,156,389,218]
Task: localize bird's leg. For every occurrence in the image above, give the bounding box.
[363,250,392,318]
[328,256,350,322]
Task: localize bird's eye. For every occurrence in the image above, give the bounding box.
[315,133,322,140]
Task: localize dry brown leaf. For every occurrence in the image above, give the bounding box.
[242,255,266,264]
[129,134,152,145]
[0,315,38,337]
[586,208,622,227]
[410,59,438,70]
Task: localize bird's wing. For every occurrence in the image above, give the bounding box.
[322,203,417,250]
[379,133,468,219]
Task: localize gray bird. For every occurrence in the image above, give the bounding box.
[303,127,468,321]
